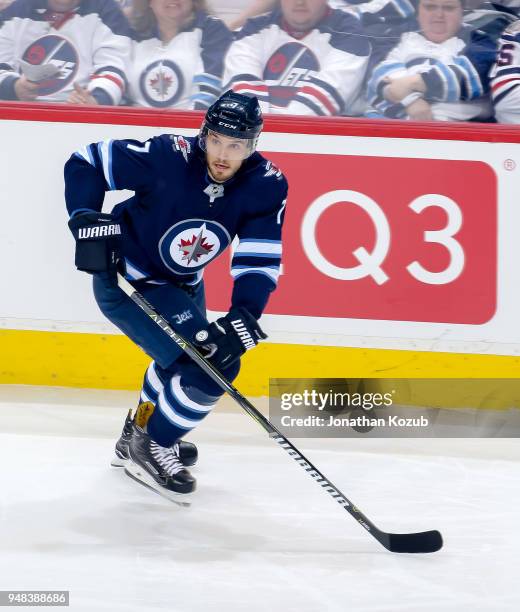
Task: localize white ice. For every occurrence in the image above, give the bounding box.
[0,385,518,612]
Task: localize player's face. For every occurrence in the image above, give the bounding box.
[47,0,80,11]
[281,0,328,32]
[150,0,194,25]
[205,132,249,183]
[418,0,463,43]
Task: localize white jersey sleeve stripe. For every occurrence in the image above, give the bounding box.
[454,56,482,98]
[231,266,280,283]
[74,145,95,166]
[434,63,460,101]
[233,252,281,259]
[98,140,116,190]
[124,258,148,281]
[235,241,282,255]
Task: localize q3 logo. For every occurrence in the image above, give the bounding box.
[301,190,465,286]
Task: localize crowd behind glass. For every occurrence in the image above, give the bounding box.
[1,0,519,123]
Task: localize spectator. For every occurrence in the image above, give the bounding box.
[126,0,232,110]
[223,0,371,116]
[228,0,416,31]
[330,0,415,23]
[227,0,276,31]
[0,0,132,104]
[367,0,497,121]
[490,19,520,122]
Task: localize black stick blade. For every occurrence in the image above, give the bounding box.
[387,530,443,554]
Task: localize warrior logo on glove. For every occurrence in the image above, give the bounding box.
[229,318,256,350]
[194,308,267,368]
[77,224,121,239]
[68,212,122,275]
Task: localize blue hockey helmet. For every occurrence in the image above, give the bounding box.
[199,90,263,159]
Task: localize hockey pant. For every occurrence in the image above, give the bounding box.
[93,272,240,447]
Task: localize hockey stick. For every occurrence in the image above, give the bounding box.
[116,272,443,554]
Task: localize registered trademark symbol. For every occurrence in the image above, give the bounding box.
[504,159,516,171]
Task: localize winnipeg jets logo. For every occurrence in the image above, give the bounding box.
[140,59,183,108]
[171,135,191,162]
[21,35,79,96]
[150,70,173,98]
[203,183,224,203]
[179,226,214,264]
[264,42,319,108]
[159,219,231,273]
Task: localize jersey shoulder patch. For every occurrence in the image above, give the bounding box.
[263,160,284,181]
[169,134,192,162]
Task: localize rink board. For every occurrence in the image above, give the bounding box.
[1,104,520,399]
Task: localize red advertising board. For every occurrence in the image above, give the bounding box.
[0,103,501,326]
[205,154,497,324]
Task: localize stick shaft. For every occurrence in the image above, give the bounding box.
[116,273,441,553]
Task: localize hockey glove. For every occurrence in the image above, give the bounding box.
[193,307,267,368]
[68,212,121,275]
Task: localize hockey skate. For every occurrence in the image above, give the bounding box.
[124,423,196,504]
[111,408,198,468]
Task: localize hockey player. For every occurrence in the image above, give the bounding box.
[65,91,288,501]
[222,0,371,116]
[0,0,132,104]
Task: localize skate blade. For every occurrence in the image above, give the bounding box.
[110,455,127,468]
[124,460,192,507]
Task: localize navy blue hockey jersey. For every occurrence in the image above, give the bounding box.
[64,134,288,319]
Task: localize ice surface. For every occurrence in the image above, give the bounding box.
[0,386,518,612]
